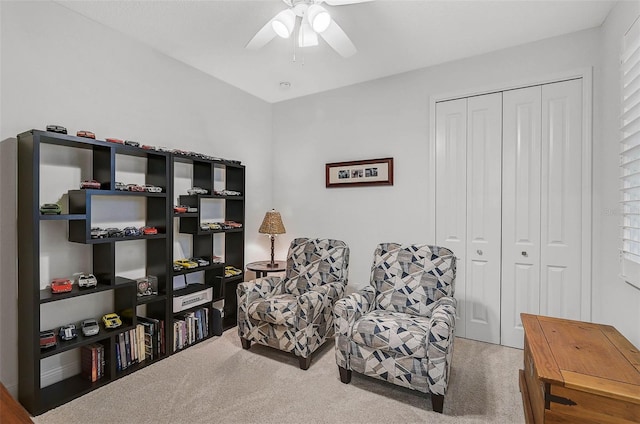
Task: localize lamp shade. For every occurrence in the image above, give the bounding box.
[258,209,286,235]
[271,9,296,38]
[307,4,331,33]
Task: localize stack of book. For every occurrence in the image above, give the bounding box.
[115,317,165,372]
[173,307,209,351]
[81,343,104,382]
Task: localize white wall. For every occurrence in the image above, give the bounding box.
[273,18,640,348]
[593,0,640,347]
[0,0,273,394]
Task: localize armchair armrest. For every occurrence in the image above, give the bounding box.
[297,280,347,324]
[426,295,457,395]
[237,276,283,307]
[333,286,375,336]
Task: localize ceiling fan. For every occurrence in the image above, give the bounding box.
[246,0,373,58]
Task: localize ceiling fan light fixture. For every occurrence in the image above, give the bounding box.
[298,20,319,47]
[307,4,331,33]
[271,9,296,38]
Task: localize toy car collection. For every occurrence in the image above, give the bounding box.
[40,330,57,349]
[102,313,122,329]
[81,319,100,336]
[78,273,98,288]
[51,278,73,293]
[40,203,61,215]
[58,324,78,341]
[46,124,67,134]
[80,180,101,189]
[76,130,96,139]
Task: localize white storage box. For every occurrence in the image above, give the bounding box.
[173,287,213,312]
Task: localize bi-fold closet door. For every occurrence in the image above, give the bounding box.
[436,79,585,348]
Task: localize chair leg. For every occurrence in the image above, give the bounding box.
[299,356,312,370]
[338,366,352,384]
[431,393,444,413]
[240,337,251,350]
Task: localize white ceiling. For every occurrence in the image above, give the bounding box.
[56,0,616,103]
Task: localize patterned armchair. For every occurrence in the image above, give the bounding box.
[237,238,350,369]
[334,243,456,413]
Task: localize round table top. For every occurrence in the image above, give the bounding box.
[246,260,287,272]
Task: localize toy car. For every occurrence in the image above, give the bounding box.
[224,266,242,277]
[207,222,222,230]
[106,227,124,238]
[105,138,124,144]
[78,273,97,288]
[187,206,198,213]
[58,324,77,341]
[114,181,127,191]
[215,189,242,196]
[40,203,61,215]
[80,180,101,189]
[143,184,162,193]
[173,263,184,272]
[102,313,122,329]
[141,144,156,150]
[123,226,141,237]
[224,221,243,228]
[124,140,140,147]
[191,257,210,267]
[174,259,198,269]
[212,255,223,264]
[77,130,95,139]
[40,330,57,349]
[81,319,100,336]
[200,223,211,231]
[187,187,208,195]
[46,125,67,134]
[91,227,108,239]
[141,226,158,235]
[174,205,188,213]
[51,278,73,293]
[126,183,145,192]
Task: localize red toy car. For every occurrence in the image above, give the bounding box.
[77,130,95,139]
[174,205,188,213]
[51,278,73,293]
[141,226,158,235]
[105,138,124,144]
[81,180,101,189]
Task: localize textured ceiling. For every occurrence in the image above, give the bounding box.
[56,0,616,103]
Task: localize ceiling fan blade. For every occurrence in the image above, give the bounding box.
[246,19,277,50]
[322,0,374,6]
[319,20,356,58]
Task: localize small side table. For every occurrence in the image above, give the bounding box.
[246,260,287,278]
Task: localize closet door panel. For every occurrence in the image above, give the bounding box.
[540,79,583,320]
[435,98,467,336]
[501,86,542,349]
[465,92,502,344]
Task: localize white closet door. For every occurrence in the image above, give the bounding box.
[540,79,583,319]
[465,93,503,344]
[501,86,542,348]
[435,98,467,337]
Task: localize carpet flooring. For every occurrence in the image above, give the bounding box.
[33,329,525,424]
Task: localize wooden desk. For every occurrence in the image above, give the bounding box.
[519,314,640,424]
[1,382,33,423]
[246,260,286,278]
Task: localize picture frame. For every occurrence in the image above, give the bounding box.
[325,157,394,188]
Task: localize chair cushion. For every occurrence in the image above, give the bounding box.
[351,310,431,358]
[247,294,298,326]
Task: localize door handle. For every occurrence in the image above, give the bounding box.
[522,251,528,257]
[476,249,483,256]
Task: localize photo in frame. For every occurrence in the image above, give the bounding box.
[325,158,394,188]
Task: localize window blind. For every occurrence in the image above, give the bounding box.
[621,16,640,289]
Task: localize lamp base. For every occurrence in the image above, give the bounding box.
[265,262,279,268]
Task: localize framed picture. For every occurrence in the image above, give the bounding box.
[325,158,394,188]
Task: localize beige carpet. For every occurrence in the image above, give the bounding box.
[33,329,525,424]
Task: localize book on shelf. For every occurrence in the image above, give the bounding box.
[81,343,103,382]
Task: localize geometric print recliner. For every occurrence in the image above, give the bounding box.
[237,238,349,370]
[333,243,456,413]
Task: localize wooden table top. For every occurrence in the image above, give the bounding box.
[1,382,33,423]
[521,313,640,404]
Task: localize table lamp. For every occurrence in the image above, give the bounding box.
[258,209,286,267]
